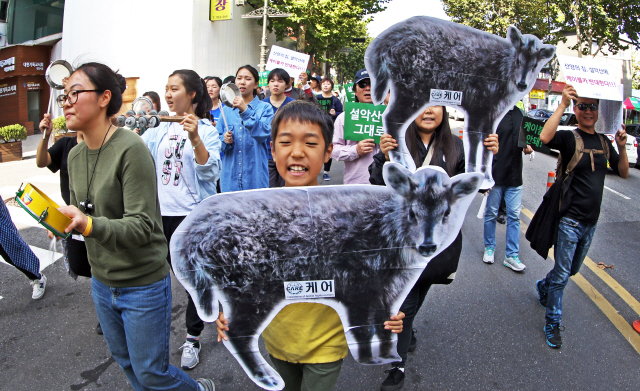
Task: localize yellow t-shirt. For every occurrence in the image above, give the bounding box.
[262,303,348,364]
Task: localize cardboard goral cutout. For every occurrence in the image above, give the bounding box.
[365,16,555,189]
[170,16,555,391]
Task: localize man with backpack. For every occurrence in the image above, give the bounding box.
[536,84,628,349]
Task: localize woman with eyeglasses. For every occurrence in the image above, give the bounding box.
[56,62,215,391]
[204,76,223,125]
[331,68,380,184]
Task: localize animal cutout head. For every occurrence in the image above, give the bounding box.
[507,26,556,93]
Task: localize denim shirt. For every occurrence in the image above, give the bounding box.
[217,95,274,192]
[141,118,221,201]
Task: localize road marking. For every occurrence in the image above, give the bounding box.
[0,245,62,271]
[520,206,640,355]
[604,186,631,200]
[0,296,3,300]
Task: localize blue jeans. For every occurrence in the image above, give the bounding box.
[92,274,199,391]
[483,185,523,257]
[539,217,597,324]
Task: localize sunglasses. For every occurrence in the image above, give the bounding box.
[576,103,599,112]
[357,79,371,89]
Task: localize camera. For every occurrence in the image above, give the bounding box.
[80,199,94,213]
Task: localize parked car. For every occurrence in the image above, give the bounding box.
[603,133,638,168]
[527,108,554,122]
[625,124,640,169]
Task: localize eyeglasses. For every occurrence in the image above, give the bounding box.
[576,103,599,112]
[56,90,100,108]
[357,79,371,89]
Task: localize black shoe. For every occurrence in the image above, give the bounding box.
[496,213,506,225]
[380,367,405,391]
[96,323,103,335]
[544,323,564,348]
[535,280,547,308]
[408,329,417,353]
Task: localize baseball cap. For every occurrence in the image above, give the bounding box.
[354,69,370,84]
[313,75,322,84]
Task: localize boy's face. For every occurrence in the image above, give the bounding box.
[271,119,333,187]
[269,77,286,96]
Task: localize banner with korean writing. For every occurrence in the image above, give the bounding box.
[259,71,268,87]
[317,97,333,112]
[517,116,550,154]
[343,102,386,143]
[557,55,621,101]
[210,0,232,21]
[266,45,310,79]
[344,83,355,102]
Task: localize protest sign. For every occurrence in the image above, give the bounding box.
[557,55,622,101]
[259,71,268,87]
[343,102,386,143]
[518,116,550,154]
[266,45,310,79]
[317,97,333,112]
[344,83,355,102]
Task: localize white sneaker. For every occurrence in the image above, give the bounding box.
[30,273,46,300]
[504,256,526,272]
[180,339,200,369]
[483,248,495,264]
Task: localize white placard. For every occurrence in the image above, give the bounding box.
[266,45,310,79]
[557,55,622,101]
[430,89,463,105]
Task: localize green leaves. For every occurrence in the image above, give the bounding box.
[0,124,27,142]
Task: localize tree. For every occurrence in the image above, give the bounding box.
[442,0,640,56]
[331,29,372,84]
[252,0,389,59]
[632,52,640,90]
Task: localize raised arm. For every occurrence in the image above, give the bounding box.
[36,114,53,168]
[540,85,577,144]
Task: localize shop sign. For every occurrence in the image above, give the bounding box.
[529,89,545,99]
[0,57,15,72]
[0,84,17,97]
[23,62,45,71]
[25,82,41,90]
[210,0,232,21]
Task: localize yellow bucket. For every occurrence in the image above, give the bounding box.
[15,183,71,239]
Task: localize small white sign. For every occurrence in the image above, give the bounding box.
[430,89,463,105]
[284,279,335,299]
[266,45,310,79]
[557,55,622,101]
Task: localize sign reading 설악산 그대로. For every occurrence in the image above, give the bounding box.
[343,102,386,143]
[556,55,621,101]
[344,83,356,102]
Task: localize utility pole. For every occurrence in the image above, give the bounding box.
[242,0,291,72]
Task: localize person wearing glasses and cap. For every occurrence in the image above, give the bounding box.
[536,84,628,349]
[331,69,380,184]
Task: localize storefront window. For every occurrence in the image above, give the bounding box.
[8,0,64,44]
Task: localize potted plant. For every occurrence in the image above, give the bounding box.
[52,116,67,135]
[0,124,26,162]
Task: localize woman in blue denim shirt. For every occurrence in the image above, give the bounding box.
[217,65,274,192]
[141,69,221,370]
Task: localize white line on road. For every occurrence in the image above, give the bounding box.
[604,186,631,200]
[0,245,62,271]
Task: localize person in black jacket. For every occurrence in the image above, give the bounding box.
[370,105,499,391]
[482,107,533,271]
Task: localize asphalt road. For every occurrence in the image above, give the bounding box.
[1,124,639,391]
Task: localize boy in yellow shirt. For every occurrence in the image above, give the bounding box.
[216,101,404,390]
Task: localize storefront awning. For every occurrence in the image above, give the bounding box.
[623,97,640,110]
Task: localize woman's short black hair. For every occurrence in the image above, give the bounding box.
[169,69,212,118]
[223,76,235,84]
[143,91,161,111]
[267,68,290,83]
[236,65,260,96]
[271,100,333,152]
[204,76,223,88]
[75,62,126,117]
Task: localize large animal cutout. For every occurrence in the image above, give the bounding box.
[365,16,556,189]
[170,164,483,390]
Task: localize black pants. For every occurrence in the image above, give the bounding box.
[396,282,432,365]
[66,237,91,277]
[324,158,332,172]
[0,242,38,280]
[162,215,205,337]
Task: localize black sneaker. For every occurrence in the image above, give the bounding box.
[544,323,564,348]
[496,213,506,225]
[535,279,547,308]
[380,367,405,391]
[96,323,103,335]
[408,329,417,352]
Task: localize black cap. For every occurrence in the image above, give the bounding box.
[354,69,370,84]
[313,75,322,84]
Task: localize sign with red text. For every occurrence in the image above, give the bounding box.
[557,55,622,101]
[266,45,310,79]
